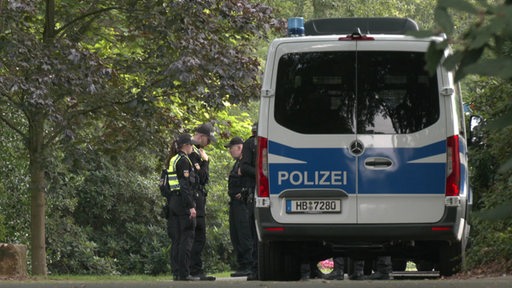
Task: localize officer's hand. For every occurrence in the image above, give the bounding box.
[189,208,197,219]
[199,148,208,162]
[235,193,241,200]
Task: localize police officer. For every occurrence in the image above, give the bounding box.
[323,257,345,280]
[239,122,258,280]
[165,133,199,281]
[189,123,216,281]
[225,137,254,277]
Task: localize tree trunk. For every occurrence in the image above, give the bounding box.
[28,115,47,276]
[28,0,56,276]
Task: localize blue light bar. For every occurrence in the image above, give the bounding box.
[287,17,305,37]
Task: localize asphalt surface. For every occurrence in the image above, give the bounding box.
[0,275,511,288]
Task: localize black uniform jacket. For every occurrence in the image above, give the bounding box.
[189,146,209,216]
[228,159,243,199]
[171,151,196,216]
[240,135,257,189]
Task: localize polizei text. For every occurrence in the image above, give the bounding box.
[277,170,348,186]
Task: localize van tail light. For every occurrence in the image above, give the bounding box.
[257,136,269,198]
[445,135,461,197]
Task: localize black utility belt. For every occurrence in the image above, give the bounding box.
[170,190,200,195]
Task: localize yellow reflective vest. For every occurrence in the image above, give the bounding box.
[167,153,193,191]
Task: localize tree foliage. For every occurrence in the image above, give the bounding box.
[462,77,512,271]
[262,0,437,29]
[425,0,512,271]
[0,0,276,275]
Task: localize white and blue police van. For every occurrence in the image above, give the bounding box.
[255,17,472,280]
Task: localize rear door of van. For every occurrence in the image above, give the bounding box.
[354,40,447,223]
[265,38,446,225]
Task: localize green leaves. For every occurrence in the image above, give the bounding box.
[425,0,512,83]
[432,1,512,183]
[434,6,454,35]
[463,58,512,79]
[488,108,512,130]
[476,200,512,220]
[427,0,512,268]
[425,40,448,75]
[438,0,479,14]
[434,0,480,35]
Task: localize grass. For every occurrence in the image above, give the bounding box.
[47,275,169,281]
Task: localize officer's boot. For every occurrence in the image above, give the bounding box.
[324,257,344,280]
[349,260,365,280]
[367,256,392,280]
[300,263,311,281]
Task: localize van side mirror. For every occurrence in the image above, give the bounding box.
[468,115,485,147]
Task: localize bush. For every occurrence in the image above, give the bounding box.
[0,124,30,246]
[46,216,118,275]
[0,213,6,242]
[43,144,173,275]
[465,78,512,272]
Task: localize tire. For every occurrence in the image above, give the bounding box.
[346,257,372,275]
[258,241,301,281]
[392,258,407,271]
[415,260,436,271]
[364,258,374,275]
[439,242,464,276]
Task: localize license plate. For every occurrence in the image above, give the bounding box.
[286,199,341,214]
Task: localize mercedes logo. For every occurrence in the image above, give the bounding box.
[350,140,365,156]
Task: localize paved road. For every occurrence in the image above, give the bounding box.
[0,276,511,288]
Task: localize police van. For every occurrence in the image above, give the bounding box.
[255,17,472,280]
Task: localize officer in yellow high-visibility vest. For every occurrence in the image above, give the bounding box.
[166,133,200,281]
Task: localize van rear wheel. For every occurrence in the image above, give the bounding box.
[439,242,463,276]
[415,259,436,271]
[258,241,301,281]
[392,258,407,271]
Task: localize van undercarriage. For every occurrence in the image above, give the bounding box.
[256,206,467,280]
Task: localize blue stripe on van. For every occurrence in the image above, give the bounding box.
[268,140,448,195]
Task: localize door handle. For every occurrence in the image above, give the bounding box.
[364,157,393,169]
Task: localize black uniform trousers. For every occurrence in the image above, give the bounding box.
[247,198,258,274]
[167,213,178,277]
[188,150,208,276]
[229,199,253,270]
[169,194,196,279]
[190,215,206,276]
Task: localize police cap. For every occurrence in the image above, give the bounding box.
[224,136,244,148]
[195,123,217,143]
[176,133,199,147]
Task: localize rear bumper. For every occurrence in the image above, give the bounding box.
[255,206,465,244]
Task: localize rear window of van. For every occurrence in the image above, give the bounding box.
[274,51,440,134]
